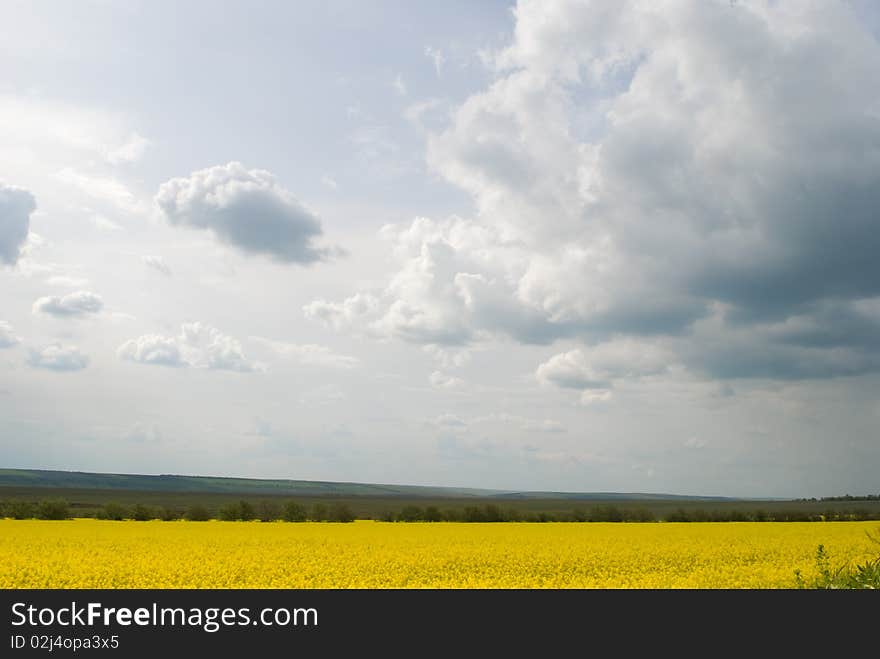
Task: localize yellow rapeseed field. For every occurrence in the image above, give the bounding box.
[1,519,877,588]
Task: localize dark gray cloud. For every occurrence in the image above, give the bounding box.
[155,162,335,264]
[0,183,35,265]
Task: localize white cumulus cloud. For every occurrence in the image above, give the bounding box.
[307,0,880,383]
[155,162,336,264]
[118,322,262,372]
[27,345,89,371]
[32,291,104,317]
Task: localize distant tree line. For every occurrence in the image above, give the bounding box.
[2,499,879,523]
[93,500,356,523]
[376,504,880,523]
[662,508,879,522]
[797,494,880,502]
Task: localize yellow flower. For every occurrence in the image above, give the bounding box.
[1,519,876,589]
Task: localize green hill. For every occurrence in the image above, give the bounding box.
[0,468,734,501]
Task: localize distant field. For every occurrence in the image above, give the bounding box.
[2,519,877,588]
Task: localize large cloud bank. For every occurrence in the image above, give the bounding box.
[307,0,880,389]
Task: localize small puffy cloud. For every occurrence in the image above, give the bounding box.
[0,321,21,348]
[535,350,610,391]
[0,183,36,265]
[118,322,262,372]
[27,344,89,371]
[117,334,184,367]
[32,290,104,317]
[142,255,171,276]
[429,370,465,389]
[155,162,335,265]
[124,422,162,443]
[250,336,359,369]
[105,132,150,165]
[303,293,381,334]
[536,340,670,394]
[433,413,468,428]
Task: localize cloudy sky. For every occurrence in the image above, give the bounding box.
[2,0,879,498]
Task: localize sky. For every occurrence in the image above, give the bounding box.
[1,0,879,498]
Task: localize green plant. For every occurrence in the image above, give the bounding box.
[282,501,307,522]
[257,500,281,522]
[795,532,880,589]
[130,504,154,521]
[185,505,212,521]
[8,500,35,519]
[36,499,70,520]
[158,506,182,521]
[99,502,129,521]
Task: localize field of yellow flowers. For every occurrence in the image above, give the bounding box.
[1,519,876,588]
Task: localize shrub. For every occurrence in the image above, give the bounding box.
[185,505,211,521]
[131,504,154,521]
[628,508,656,522]
[36,499,70,520]
[398,506,424,522]
[589,506,623,522]
[7,501,34,519]
[99,502,129,521]
[238,500,256,522]
[310,503,328,522]
[328,503,355,523]
[282,501,308,522]
[423,506,444,522]
[218,502,242,521]
[257,501,281,522]
[462,506,486,522]
[159,507,182,521]
[484,505,504,523]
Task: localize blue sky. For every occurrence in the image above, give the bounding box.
[2,0,879,497]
